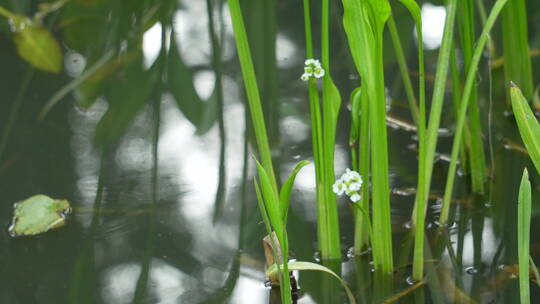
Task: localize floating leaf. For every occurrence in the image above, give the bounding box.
[266,261,357,304]
[9,194,72,237]
[14,23,62,73]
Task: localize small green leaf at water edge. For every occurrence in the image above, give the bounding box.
[8,194,72,237]
[14,23,63,73]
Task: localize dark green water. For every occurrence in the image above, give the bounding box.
[1,0,540,303]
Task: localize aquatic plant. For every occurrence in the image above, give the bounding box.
[302,0,342,261]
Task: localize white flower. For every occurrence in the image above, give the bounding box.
[301,58,325,82]
[334,169,363,203]
[313,67,325,78]
[349,170,362,181]
[332,180,346,195]
[341,168,354,182]
[349,182,361,192]
[300,73,310,81]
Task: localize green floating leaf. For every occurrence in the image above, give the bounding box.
[517,168,531,304]
[9,194,72,237]
[14,23,63,73]
[510,84,540,174]
[279,160,310,224]
[266,261,357,304]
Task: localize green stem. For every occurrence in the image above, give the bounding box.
[412,0,458,281]
[354,88,370,253]
[320,0,341,260]
[458,0,486,194]
[440,0,509,225]
[387,15,419,126]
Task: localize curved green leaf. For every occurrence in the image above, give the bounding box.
[254,159,283,242]
[511,84,540,174]
[266,261,357,304]
[349,87,362,146]
[279,160,310,224]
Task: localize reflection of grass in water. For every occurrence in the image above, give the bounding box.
[2,0,540,302]
[69,151,106,304]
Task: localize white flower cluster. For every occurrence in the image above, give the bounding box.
[301,58,325,81]
[332,168,363,203]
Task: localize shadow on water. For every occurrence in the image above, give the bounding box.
[1,0,540,303]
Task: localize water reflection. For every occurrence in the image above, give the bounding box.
[0,0,539,303]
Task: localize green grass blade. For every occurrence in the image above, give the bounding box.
[510,84,540,174]
[280,160,310,225]
[254,179,289,304]
[440,0,508,225]
[254,159,283,240]
[254,168,293,304]
[518,169,531,304]
[501,0,534,99]
[254,179,275,238]
[449,44,470,174]
[529,256,540,288]
[266,261,357,304]
[458,0,486,194]
[227,0,277,192]
[394,0,426,132]
[412,0,458,280]
[387,15,419,126]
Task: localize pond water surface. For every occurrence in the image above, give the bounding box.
[1,0,540,303]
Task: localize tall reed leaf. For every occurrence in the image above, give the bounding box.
[440,0,508,225]
[343,0,393,273]
[412,0,458,280]
[227,0,277,191]
[458,0,486,194]
[510,84,540,174]
[501,0,533,99]
[517,169,531,304]
[394,0,426,133]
